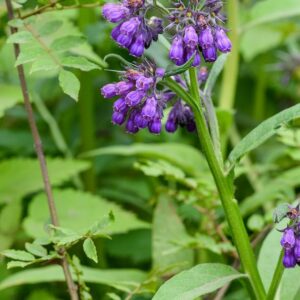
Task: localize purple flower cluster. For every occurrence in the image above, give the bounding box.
[167,0,231,65]
[102,0,163,57]
[101,62,207,134]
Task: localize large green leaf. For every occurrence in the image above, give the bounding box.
[226,104,300,171]
[152,264,247,300]
[258,227,300,299]
[23,189,149,238]
[152,195,194,272]
[240,167,300,217]
[0,158,90,203]
[242,0,300,31]
[0,265,147,293]
[82,143,207,176]
[0,85,23,118]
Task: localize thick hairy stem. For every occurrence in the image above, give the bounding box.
[5,1,79,299]
[164,70,266,299]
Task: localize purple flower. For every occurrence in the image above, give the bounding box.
[112,111,127,125]
[149,118,161,134]
[155,68,165,78]
[281,228,296,249]
[134,112,148,128]
[129,34,145,57]
[126,116,139,133]
[113,98,127,112]
[283,248,297,268]
[125,90,145,107]
[102,3,129,23]
[199,27,214,49]
[203,46,217,62]
[120,17,140,35]
[116,81,134,95]
[183,26,198,49]
[294,237,300,261]
[141,96,156,119]
[101,83,117,98]
[136,76,154,91]
[115,32,133,48]
[169,35,184,66]
[198,66,208,82]
[186,49,201,67]
[165,116,177,133]
[215,27,231,52]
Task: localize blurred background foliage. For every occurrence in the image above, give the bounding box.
[0,0,300,299]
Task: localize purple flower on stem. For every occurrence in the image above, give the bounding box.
[112,111,127,125]
[148,117,162,134]
[136,76,154,91]
[141,96,157,119]
[101,83,117,98]
[125,90,145,107]
[294,237,300,262]
[281,228,296,249]
[116,81,134,95]
[120,17,140,35]
[215,27,232,53]
[129,34,145,57]
[283,248,297,268]
[199,27,214,49]
[169,36,184,66]
[102,3,129,23]
[203,46,217,62]
[184,26,198,49]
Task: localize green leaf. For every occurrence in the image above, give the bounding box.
[59,69,80,101]
[247,214,265,232]
[1,250,35,262]
[8,19,24,28]
[240,167,300,217]
[227,104,300,171]
[82,143,208,176]
[61,56,100,71]
[258,226,300,299]
[273,203,290,223]
[83,238,98,263]
[25,243,47,257]
[0,265,147,292]
[152,264,247,300]
[0,85,23,118]
[0,158,90,204]
[0,202,22,235]
[7,261,32,269]
[23,189,149,239]
[153,195,194,272]
[51,36,85,52]
[38,20,63,36]
[204,53,228,96]
[30,55,59,74]
[164,53,196,77]
[242,0,300,31]
[7,31,33,44]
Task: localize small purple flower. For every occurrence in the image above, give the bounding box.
[155,68,165,78]
[198,66,208,82]
[165,117,177,133]
[283,248,297,268]
[120,17,140,35]
[112,111,127,125]
[129,34,145,57]
[294,237,300,261]
[136,76,154,91]
[169,35,184,66]
[149,118,161,134]
[102,3,129,23]
[126,116,139,133]
[115,32,133,48]
[116,81,134,95]
[141,96,156,119]
[101,83,117,98]
[113,98,127,112]
[215,27,231,53]
[199,27,214,49]
[203,46,217,62]
[183,26,198,49]
[186,49,201,67]
[134,112,148,128]
[281,228,296,249]
[125,90,145,107]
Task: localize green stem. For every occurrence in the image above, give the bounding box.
[164,70,266,300]
[266,250,284,300]
[219,0,239,151]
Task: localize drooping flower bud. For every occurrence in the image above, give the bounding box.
[215,27,231,53]
[202,46,217,62]
[116,81,134,95]
[169,35,184,66]
[183,25,198,49]
[120,17,140,36]
[136,76,154,91]
[113,98,127,112]
[283,248,297,268]
[199,27,214,49]
[294,237,300,261]
[155,68,165,78]
[134,112,148,128]
[101,83,117,98]
[141,96,157,119]
[281,228,296,249]
[102,3,129,23]
[129,34,145,57]
[112,111,127,125]
[125,90,145,106]
[148,117,162,134]
[165,117,177,133]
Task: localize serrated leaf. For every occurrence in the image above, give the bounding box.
[51,36,84,52]
[0,158,90,203]
[152,263,247,300]
[25,243,47,257]
[227,104,300,171]
[7,31,33,44]
[0,265,147,292]
[0,85,23,118]
[164,53,195,77]
[204,53,228,96]
[59,69,80,101]
[23,189,149,239]
[61,56,100,71]
[1,250,35,261]
[83,238,98,263]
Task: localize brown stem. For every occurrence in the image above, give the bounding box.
[5,1,79,299]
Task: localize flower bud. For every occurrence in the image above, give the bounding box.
[203,46,217,62]
[136,76,154,91]
[281,228,296,249]
[102,3,129,23]
[101,83,117,98]
[283,248,297,268]
[169,35,184,66]
[125,90,145,107]
[116,81,134,95]
[199,27,214,49]
[112,111,127,125]
[183,25,198,49]
[141,96,157,119]
[120,17,140,36]
[113,98,127,112]
[148,118,162,134]
[129,35,145,57]
[215,27,231,53]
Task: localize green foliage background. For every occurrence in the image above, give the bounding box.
[0,0,300,299]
